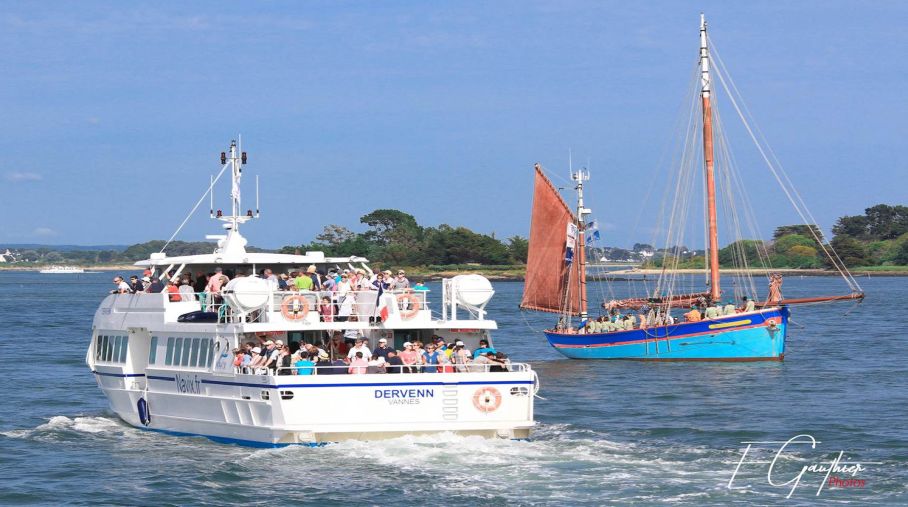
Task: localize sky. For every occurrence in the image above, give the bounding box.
[0,1,906,249]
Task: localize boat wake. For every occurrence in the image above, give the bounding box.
[1,415,134,442]
[1,416,816,504]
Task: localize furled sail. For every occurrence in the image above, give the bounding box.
[520,165,584,316]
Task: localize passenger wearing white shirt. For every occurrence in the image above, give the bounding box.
[347,338,372,361]
[179,280,195,301]
[111,276,131,294]
[262,268,279,290]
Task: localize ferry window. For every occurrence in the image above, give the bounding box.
[104,336,114,362]
[192,338,203,367]
[173,337,183,365]
[165,337,175,366]
[119,336,128,363]
[95,335,103,360]
[113,336,121,363]
[201,339,212,368]
[181,338,192,367]
[149,337,158,365]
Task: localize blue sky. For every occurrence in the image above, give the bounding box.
[0,1,905,249]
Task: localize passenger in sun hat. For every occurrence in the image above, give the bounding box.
[390,270,410,290]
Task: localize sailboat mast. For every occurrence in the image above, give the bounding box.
[700,13,721,301]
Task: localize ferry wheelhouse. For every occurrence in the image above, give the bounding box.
[87,141,537,446]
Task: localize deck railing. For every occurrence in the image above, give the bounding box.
[238,361,527,376]
[116,288,434,324]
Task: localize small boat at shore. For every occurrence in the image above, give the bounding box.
[87,141,537,446]
[520,15,864,361]
[40,265,85,274]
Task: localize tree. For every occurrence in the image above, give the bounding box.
[864,204,908,240]
[315,225,355,247]
[632,243,654,253]
[507,236,529,264]
[718,240,767,267]
[828,235,867,267]
[831,215,870,240]
[773,224,822,241]
[894,240,908,265]
[773,234,819,254]
[360,209,420,245]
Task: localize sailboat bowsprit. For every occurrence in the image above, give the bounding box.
[520,15,863,361]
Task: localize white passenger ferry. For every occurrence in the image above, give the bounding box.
[87,141,537,447]
[40,265,85,274]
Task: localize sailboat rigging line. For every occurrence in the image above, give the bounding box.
[519,309,546,335]
[159,161,232,254]
[656,80,701,303]
[640,61,702,247]
[709,38,862,293]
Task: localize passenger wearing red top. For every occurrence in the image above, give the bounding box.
[166,279,181,302]
[329,331,348,356]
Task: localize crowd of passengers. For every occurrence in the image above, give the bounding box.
[232,334,510,375]
[556,296,759,334]
[111,265,429,311]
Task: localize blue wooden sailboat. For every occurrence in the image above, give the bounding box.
[521,15,863,361]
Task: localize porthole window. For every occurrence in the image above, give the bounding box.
[280,391,294,400]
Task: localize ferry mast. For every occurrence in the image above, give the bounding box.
[210,139,258,256]
[572,168,590,318]
[700,13,721,301]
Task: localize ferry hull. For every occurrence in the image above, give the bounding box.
[544,308,788,361]
[93,369,536,447]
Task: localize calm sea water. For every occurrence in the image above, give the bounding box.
[0,271,905,505]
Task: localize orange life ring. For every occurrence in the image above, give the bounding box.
[396,293,421,320]
[765,318,779,326]
[472,387,502,413]
[280,295,309,321]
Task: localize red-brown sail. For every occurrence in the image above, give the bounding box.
[520,165,583,315]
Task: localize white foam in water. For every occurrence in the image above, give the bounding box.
[1,415,126,440]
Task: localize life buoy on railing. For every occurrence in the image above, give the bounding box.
[396,293,421,320]
[137,397,151,426]
[280,295,309,321]
[472,387,502,413]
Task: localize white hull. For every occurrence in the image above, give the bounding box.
[95,366,535,446]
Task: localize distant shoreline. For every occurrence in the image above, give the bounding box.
[2,265,905,278]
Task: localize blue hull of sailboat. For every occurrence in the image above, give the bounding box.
[544,307,789,361]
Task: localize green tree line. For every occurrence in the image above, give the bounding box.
[278,209,528,267]
[647,204,908,269]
